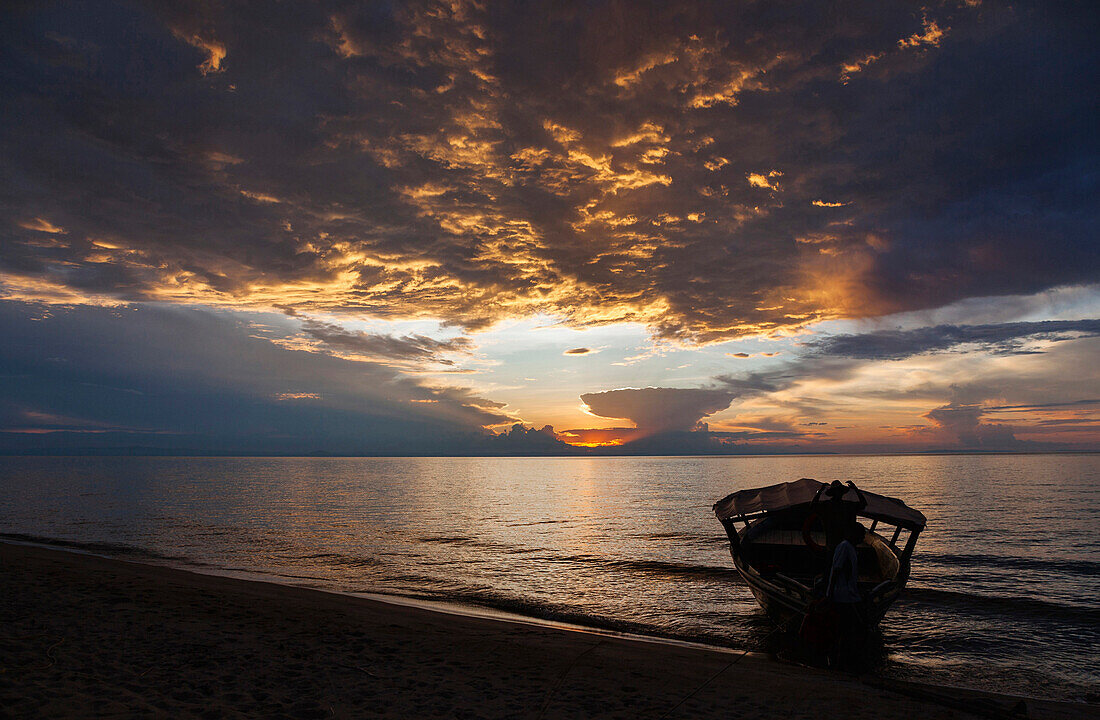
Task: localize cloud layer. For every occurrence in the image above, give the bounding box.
[0,303,511,453]
[715,318,1100,395]
[296,316,472,366]
[802,320,1100,360]
[700,317,1100,451]
[2,1,1096,341]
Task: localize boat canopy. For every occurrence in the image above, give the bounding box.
[713,477,927,531]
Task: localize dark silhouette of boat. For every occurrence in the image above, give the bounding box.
[713,478,926,629]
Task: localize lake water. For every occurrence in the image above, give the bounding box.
[0,454,1096,702]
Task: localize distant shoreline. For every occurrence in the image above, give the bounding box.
[1,449,1097,458]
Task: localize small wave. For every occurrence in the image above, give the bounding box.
[418,535,478,546]
[413,538,744,581]
[598,557,743,581]
[504,519,568,527]
[416,534,541,556]
[281,552,380,568]
[919,552,1100,577]
[402,588,760,650]
[640,531,729,548]
[530,553,744,581]
[645,531,699,540]
[0,532,193,564]
[901,587,1100,623]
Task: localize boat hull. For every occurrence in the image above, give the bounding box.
[730,532,907,630]
[736,563,900,629]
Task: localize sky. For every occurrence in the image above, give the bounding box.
[1,0,1097,455]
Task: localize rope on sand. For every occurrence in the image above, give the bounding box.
[536,639,606,720]
[659,623,788,719]
[32,637,65,671]
[657,653,744,720]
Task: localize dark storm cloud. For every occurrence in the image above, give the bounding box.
[580,387,734,433]
[0,1,1095,340]
[802,319,1100,361]
[922,403,1021,449]
[0,301,512,453]
[985,399,1100,412]
[714,318,1100,397]
[297,317,472,365]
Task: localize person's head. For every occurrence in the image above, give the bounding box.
[849,523,866,545]
[825,480,846,498]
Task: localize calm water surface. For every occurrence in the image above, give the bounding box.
[0,454,1096,701]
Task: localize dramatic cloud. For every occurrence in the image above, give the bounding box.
[580,387,734,433]
[716,319,1100,395]
[297,317,472,365]
[923,402,1021,449]
[698,315,1100,451]
[986,399,1100,412]
[1,1,1095,342]
[1,2,1097,455]
[803,320,1100,361]
[0,302,513,454]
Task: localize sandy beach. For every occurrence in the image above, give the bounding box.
[0,541,1092,719]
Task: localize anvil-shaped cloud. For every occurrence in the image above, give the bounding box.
[580,388,734,434]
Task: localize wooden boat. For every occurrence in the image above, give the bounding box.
[713,478,926,629]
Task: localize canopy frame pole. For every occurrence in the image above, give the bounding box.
[720,517,740,552]
[901,528,921,563]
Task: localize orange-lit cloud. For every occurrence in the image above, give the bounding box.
[702,319,1100,451]
[18,218,66,234]
[557,427,639,447]
[899,17,947,49]
[840,53,883,83]
[747,171,782,191]
[0,0,1093,353]
[171,29,226,75]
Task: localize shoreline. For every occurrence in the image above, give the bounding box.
[2,542,1094,719]
[0,534,770,659]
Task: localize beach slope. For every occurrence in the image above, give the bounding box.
[0,542,1089,719]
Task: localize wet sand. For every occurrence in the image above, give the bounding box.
[0,542,1092,719]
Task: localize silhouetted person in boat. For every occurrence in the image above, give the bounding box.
[827,522,867,671]
[822,480,867,559]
